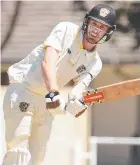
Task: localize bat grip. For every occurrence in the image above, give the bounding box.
[79,98,86,105]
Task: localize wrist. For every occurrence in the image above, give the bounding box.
[49,82,59,91]
[45,89,59,96]
[49,89,59,93]
[45,90,60,101]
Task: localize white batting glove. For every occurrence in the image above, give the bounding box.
[65,98,88,118]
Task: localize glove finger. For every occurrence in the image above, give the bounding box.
[46,100,60,109]
[75,108,87,118]
[52,95,60,102]
[75,99,88,109]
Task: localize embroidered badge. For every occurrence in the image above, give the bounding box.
[99,8,110,17]
[76,65,86,74]
[67,48,71,54]
[19,102,30,112]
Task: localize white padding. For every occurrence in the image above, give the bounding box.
[66,99,87,117]
[3,147,31,165]
[45,98,52,102]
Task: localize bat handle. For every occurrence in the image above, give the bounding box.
[79,98,86,105]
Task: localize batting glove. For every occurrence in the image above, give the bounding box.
[45,90,66,116]
[65,98,88,118]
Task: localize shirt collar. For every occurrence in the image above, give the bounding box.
[68,28,97,65]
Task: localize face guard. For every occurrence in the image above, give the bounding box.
[85,21,110,44]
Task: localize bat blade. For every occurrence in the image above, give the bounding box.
[83,78,140,105]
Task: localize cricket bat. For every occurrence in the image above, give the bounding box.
[83,78,140,105]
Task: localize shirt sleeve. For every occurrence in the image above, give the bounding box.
[43,22,67,52]
[69,55,102,100]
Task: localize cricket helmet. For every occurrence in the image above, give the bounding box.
[82,4,116,42]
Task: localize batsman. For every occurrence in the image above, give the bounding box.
[2,4,116,165]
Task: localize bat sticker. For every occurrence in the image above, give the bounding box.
[83,90,104,104]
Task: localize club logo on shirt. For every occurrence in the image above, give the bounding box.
[76,65,86,74]
[19,102,30,112]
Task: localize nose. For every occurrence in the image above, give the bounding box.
[89,25,100,34]
[92,26,100,33]
[92,29,98,34]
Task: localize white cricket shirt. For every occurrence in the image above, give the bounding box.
[8,22,102,95]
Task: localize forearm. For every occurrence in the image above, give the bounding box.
[41,47,59,91]
[41,61,58,91]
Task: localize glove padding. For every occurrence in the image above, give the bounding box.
[45,91,66,115]
[65,98,88,118]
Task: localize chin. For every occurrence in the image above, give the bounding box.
[88,38,97,44]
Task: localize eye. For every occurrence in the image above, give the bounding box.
[90,23,96,26]
[90,21,96,26]
[100,26,106,30]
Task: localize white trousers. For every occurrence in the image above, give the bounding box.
[2,83,77,165]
